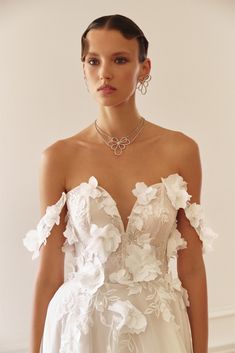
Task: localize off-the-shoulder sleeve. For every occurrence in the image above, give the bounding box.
[23,192,67,259]
[161,173,218,254]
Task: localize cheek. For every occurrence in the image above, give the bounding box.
[123,66,139,81]
[123,71,139,87]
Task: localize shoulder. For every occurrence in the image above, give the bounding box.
[40,138,75,189]
[160,127,199,151]
[158,127,200,162]
[155,127,202,204]
[171,131,202,204]
[42,132,84,163]
[169,130,201,175]
[145,121,199,150]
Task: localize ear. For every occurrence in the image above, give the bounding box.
[138,58,151,81]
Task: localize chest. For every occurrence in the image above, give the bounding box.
[65,139,177,232]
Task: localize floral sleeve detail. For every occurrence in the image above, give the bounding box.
[162,173,218,254]
[167,223,187,259]
[23,192,67,259]
[184,203,218,253]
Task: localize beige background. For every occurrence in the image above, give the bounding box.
[0,0,234,352]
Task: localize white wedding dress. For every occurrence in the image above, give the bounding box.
[23,173,218,353]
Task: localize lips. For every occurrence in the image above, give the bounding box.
[98,84,116,91]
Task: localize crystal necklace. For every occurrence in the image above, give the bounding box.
[94,117,145,156]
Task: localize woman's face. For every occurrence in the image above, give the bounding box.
[83,28,150,107]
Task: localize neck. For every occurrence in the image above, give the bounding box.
[96,102,142,137]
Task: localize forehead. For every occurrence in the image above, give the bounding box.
[85,29,138,56]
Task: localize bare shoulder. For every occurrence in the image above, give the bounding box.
[42,138,72,162]
[40,138,74,199]
[169,130,201,166]
[146,121,199,154]
[166,129,200,151]
[168,130,202,204]
[42,127,88,163]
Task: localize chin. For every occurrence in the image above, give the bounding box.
[96,95,134,108]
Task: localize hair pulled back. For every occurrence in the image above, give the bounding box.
[81,14,149,63]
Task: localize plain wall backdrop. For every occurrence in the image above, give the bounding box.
[0,0,234,352]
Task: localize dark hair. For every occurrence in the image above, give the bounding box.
[81,14,149,63]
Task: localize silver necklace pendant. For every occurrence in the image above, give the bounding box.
[94,117,145,156]
[107,136,131,155]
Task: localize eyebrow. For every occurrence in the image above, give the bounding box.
[86,51,131,57]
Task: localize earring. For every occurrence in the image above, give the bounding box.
[137,74,152,95]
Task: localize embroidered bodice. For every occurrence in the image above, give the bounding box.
[23,173,218,353]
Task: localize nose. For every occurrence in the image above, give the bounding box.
[99,62,113,81]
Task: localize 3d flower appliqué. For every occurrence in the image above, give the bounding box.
[23,192,67,259]
[167,224,187,259]
[129,204,154,232]
[125,244,162,282]
[185,203,204,228]
[185,201,218,253]
[108,299,147,334]
[79,176,102,199]
[72,255,105,295]
[109,268,132,285]
[86,223,122,263]
[98,195,120,217]
[161,174,191,209]
[132,182,158,205]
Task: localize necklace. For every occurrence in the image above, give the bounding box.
[94,117,145,156]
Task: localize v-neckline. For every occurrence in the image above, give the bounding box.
[66,173,180,234]
[97,183,163,234]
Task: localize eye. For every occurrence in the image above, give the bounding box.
[87,58,98,65]
[115,57,128,64]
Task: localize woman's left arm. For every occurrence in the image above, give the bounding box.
[176,135,208,353]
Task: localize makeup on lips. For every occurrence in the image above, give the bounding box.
[98,84,117,94]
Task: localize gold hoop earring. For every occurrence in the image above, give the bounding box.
[137,74,152,95]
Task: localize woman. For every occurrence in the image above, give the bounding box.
[23,14,217,353]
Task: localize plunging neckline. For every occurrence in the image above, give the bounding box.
[97,182,164,234]
[66,174,178,234]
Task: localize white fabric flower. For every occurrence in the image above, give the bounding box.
[129,214,144,231]
[185,203,204,228]
[23,192,67,259]
[167,225,187,258]
[125,244,162,282]
[161,173,191,209]
[108,299,147,334]
[109,268,132,284]
[98,196,120,217]
[181,287,190,307]
[159,302,174,322]
[43,205,61,227]
[132,182,158,205]
[185,203,218,253]
[63,217,78,245]
[198,225,218,253]
[136,233,152,246]
[73,255,104,294]
[129,204,153,232]
[79,176,102,199]
[22,230,40,259]
[86,223,122,263]
[133,204,153,216]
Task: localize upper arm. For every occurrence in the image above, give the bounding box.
[176,133,204,274]
[37,141,68,286]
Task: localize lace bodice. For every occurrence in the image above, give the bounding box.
[23,173,217,282]
[23,173,218,353]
